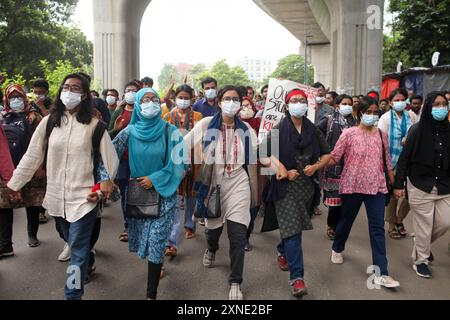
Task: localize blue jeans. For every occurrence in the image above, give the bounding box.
[55,209,97,300]
[117,158,130,229]
[332,193,389,276]
[277,233,304,282]
[167,196,196,247]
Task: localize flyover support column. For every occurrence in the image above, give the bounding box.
[92,0,151,91]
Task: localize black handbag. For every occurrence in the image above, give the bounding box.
[126,124,169,219]
[379,130,393,206]
[205,184,222,219]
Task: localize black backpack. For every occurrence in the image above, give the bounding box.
[45,117,107,182]
[2,113,32,167]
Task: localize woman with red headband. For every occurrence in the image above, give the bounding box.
[239,97,261,134]
[0,84,44,254]
[260,88,331,297]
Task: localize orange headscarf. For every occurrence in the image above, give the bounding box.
[3,84,30,113]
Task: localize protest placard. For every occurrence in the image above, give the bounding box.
[258,78,318,143]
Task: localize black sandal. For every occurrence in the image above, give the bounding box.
[395,223,407,237]
[326,227,336,240]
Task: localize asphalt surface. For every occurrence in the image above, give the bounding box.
[1,201,450,300]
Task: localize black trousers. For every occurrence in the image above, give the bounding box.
[205,220,247,285]
[246,207,259,240]
[327,206,342,230]
[0,207,40,248]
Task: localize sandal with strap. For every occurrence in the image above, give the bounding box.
[388,229,402,239]
[395,223,407,237]
[326,227,336,240]
[119,232,128,242]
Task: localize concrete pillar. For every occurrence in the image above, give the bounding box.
[309,43,332,88]
[323,0,384,95]
[93,0,151,93]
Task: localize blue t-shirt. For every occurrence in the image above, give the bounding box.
[193,98,220,118]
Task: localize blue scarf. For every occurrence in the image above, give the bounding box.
[389,110,411,168]
[194,111,253,217]
[203,111,251,165]
[128,88,185,198]
[128,88,165,142]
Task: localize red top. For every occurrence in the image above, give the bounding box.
[0,126,15,185]
[121,109,132,128]
[121,109,133,160]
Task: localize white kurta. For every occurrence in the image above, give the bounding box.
[184,117,258,230]
[8,112,119,222]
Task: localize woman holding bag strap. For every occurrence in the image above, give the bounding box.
[184,85,259,300]
[99,87,185,300]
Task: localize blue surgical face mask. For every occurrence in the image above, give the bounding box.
[361,114,379,127]
[392,101,407,112]
[9,97,25,112]
[141,102,161,119]
[204,89,217,100]
[431,107,449,121]
[316,97,325,104]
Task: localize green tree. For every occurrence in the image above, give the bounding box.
[196,60,251,88]
[0,0,92,81]
[38,60,84,98]
[384,0,450,72]
[157,63,182,92]
[0,72,26,92]
[269,54,314,85]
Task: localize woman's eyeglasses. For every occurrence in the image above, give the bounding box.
[141,97,161,104]
[289,98,307,104]
[61,84,83,93]
[222,97,240,103]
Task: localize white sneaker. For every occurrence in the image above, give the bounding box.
[58,243,70,262]
[228,283,243,300]
[374,275,400,288]
[331,250,344,264]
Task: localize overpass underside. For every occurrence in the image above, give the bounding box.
[93,0,383,95]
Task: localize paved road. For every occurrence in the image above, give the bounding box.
[1,201,449,300]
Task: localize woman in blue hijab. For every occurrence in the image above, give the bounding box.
[100,87,185,299]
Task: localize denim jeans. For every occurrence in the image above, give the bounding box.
[167,196,196,248]
[55,209,97,300]
[277,233,304,282]
[332,193,389,276]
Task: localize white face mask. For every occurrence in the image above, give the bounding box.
[221,101,241,117]
[289,103,308,118]
[239,106,255,120]
[176,98,191,110]
[141,102,161,119]
[9,98,25,112]
[36,94,47,101]
[204,89,217,100]
[106,96,117,106]
[61,91,82,110]
[125,91,136,105]
[339,104,353,117]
